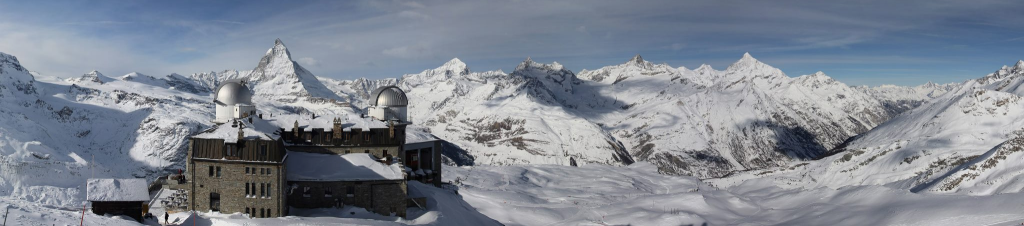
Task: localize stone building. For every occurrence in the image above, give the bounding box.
[185,83,435,219]
[186,120,288,218]
[285,152,408,217]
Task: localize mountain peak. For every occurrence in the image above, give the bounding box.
[0,52,27,73]
[245,39,339,100]
[68,70,111,84]
[622,54,655,69]
[1015,60,1024,70]
[727,52,770,71]
[443,58,466,69]
[628,54,644,64]
[434,58,470,76]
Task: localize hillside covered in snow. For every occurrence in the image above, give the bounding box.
[8,38,1024,225]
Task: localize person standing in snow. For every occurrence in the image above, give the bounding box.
[164,212,169,225]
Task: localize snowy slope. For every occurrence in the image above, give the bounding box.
[710,60,1024,196]
[396,58,633,167]
[0,52,213,207]
[448,162,1024,226]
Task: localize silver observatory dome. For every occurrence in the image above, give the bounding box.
[214,79,253,106]
[370,86,408,106]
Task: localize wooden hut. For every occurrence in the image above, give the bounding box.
[87,178,149,222]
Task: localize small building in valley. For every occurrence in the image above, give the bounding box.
[87,178,149,222]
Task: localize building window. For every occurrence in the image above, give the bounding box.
[260,168,264,175]
[251,183,256,197]
[245,167,250,174]
[245,182,250,197]
[346,186,354,197]
[260,145,268,160]
[364,133,370,141]
[324,186,333,197]
[268,168,272,176]
[216,166,222,177]
[303,187,311,197]
[208,166,214,177]
[267,184,272,198]
[260,183,265,197]
[245,207,250,216]
[260,208,265,218]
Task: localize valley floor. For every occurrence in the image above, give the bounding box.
[5,162,1024,225]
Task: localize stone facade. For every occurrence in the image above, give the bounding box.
[286,180,408,217]
[188,159,287,218]
[187,138,287,218]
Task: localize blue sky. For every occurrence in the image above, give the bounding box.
[1,0,1023,86]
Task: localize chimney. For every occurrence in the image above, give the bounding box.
[333,117,343,139]
[237,126,244,142]
[293,120,300,141]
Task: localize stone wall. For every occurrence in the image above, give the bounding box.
[286,180,408,217]
[188,159,286,218]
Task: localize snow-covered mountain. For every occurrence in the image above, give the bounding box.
[0,52,212,207]
[366,53,898,177]
[65,70,114,84]
[855,81,960,117]
[712,60,1024,195]
[393,58,632,167]
[247,39,341,103]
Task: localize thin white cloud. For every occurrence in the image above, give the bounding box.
[298,57,320,67]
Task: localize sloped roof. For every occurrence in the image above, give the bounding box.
[86,178,149,202]
[286,152,404,181]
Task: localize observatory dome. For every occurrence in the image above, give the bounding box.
[215,79,253,106]
[370,86,408,107]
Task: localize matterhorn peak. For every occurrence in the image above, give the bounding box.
[1014,60,1024,70]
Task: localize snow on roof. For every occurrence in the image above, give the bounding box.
[286,152,404,181]
[406,126,439,144]
[265,113,388,132]
[86,178,149,202]
[193,117,279,142]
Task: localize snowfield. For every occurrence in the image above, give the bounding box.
[4,39,1024,225]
